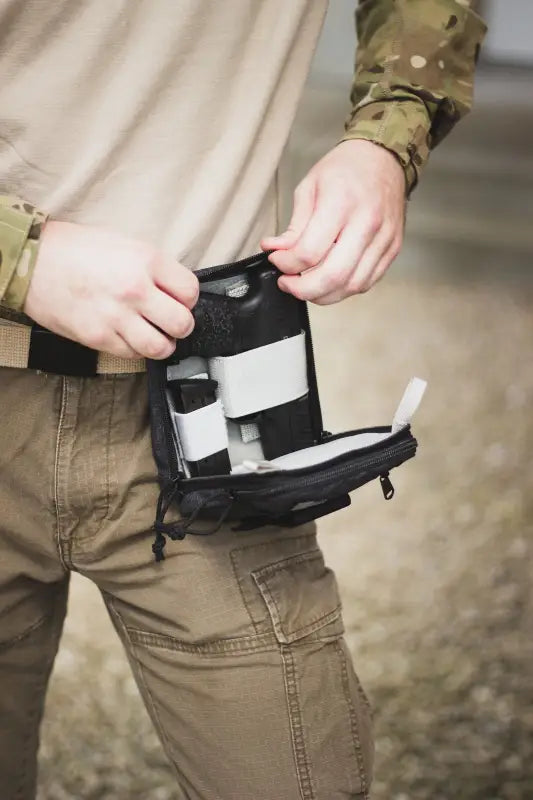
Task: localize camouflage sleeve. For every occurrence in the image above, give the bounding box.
[342,0,487,193]
[0,195,48,312]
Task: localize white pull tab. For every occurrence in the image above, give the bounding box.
[231,459,278,475]
[392,377,427,434]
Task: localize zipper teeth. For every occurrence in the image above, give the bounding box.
[289,441,415,487]
[301,300,323,437]
[195,250,272,280]
[154,363,179,478]
[183,436,416,492]
[256,440,416,492]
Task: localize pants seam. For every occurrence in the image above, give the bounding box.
[0,612,49,652]
[103,375,115,521]
[53,376,69,570]
[229,548,260,635]
[14,584,67,799]
[127,625,279,655]
[229,533,316,635]
[281,645,315,800]
[335,640,369,800]
[103,595,184,789]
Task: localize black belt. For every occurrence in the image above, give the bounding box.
[28,324,99,377]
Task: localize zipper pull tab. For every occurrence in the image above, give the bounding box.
[380,473,395,500]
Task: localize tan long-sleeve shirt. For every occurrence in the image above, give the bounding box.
[0,0,485,316]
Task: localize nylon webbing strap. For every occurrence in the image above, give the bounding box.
[0,321,146,374]
[208,331,308,418]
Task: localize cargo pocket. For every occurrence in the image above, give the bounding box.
[251,549,344,644]
[252,550,374,800]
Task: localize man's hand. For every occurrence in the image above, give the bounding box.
[262,139,406,305]
[24,221,199,359]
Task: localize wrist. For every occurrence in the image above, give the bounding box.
[342,99,431,195]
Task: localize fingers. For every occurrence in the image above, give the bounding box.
[261,179,316,252]
[313,226,400,305]
[119,314,177,360]
[153,256,200,309]
[140,287,195,340]
[268,189,345,276]
[277,210,377,301]
[108,333,144,360]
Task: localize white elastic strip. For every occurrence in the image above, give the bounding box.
[208,332,308,418]
[230,431,391,474]
[269,431,391,471]
[172,399,228,462]
[392,377,427,433]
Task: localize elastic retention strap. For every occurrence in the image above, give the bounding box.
[151,488,234,562]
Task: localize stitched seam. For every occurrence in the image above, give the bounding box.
[281,646,315,800]
[229,533,316,634]
[127,626,279,655]
[375,2,402,141]
[0,612,49,652]
[230,548,260,635]
[103,375,115,520]
[104,596,184,787]
[14,585,67,799]
[253,548,320,579]
[256,571,342,643]
[53,376,69,570]
[336,641,369,799]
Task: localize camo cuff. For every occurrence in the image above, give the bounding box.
[341,97,431,194]
[0,196,48,312]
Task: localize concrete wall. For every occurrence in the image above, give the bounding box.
[310,0,355,81]
[310,0,533,81]
[483,0,533,65]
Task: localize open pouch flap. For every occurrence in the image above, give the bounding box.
[146,251,427,561]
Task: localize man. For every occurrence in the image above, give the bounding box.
[0,2,485,798]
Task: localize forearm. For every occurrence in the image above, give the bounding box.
[343,0,487,193]
[0,195,48,313]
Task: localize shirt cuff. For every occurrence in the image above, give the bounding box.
[0,197,48,312]
[340,98,432,196]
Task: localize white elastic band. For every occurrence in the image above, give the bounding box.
[392,377,427,434]
[172,399,228,461]
[208,332,308,418]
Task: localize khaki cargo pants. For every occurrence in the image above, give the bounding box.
[0,365,374,800]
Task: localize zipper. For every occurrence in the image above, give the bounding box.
[148,360,180,481]
[379,472,395,500]
[179,429,416,494]
[246,438,416,497]
[300,300,323,440]
[195,250,272,282]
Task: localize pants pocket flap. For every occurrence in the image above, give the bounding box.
[252,550,343,644]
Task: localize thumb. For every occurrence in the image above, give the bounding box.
[261,179,316,251]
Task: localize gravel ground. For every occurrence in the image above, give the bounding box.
[36,69,533,800]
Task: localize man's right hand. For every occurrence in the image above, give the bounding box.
[24,221,199,360]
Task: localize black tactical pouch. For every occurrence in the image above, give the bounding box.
[147,251,425,561]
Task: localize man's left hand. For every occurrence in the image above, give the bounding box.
[261,139,406,305]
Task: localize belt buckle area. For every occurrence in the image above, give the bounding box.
[28,325,98,377]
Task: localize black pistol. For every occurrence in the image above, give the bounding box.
[173,264,315,459]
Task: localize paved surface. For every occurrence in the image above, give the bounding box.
[36,70,533,800]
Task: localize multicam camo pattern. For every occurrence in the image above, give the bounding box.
[343,0,487,193]
[0,196,47,314]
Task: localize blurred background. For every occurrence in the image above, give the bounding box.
[37,2,533,799]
